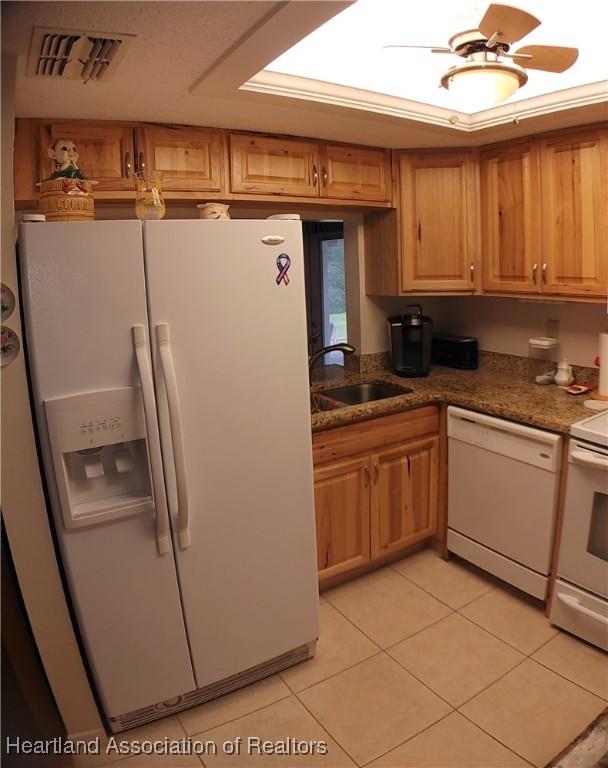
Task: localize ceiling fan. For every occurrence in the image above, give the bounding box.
[385,3,579,109]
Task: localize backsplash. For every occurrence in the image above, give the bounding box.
[345,349,599,387]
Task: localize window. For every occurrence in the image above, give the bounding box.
[303,222,347,364]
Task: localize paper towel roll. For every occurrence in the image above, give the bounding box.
[599,332,608,396]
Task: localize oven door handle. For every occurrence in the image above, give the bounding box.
[557,593,608,627]
[571,449,608,470]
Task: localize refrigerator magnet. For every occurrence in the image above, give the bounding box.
[276,253,291,286]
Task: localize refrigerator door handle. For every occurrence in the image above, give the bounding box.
[131,325,171,555]
[156,323,191,549]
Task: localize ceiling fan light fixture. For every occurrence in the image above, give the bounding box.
[441,59,528,112]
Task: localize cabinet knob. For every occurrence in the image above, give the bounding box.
[138,152,146,173]
[469,262,475,281]
[312,165,318,187]
[124,152,131,178]
[322,167,328,186]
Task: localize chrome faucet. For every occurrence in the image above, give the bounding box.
[308,343,356,379]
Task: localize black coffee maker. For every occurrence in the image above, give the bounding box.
[387,305,433,377]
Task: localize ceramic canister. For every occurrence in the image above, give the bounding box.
[196,203,230,220]
[38,178,96,221]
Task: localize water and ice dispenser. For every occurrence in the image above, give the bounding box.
[44,387,154,529]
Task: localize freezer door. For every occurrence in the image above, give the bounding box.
[19,221,195,719]
[144,220,319,688]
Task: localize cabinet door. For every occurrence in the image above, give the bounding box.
[314,457,370,583]
[481,142,541,294]
[38,122,135,191]
[320,144,391,201]
[230,134,320,197]
[137,125,225,192]
[401,152,478,292]
[539,129,607,297]
[371,436,439,559]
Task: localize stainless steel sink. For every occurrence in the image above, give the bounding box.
[310,392,344,414]
[321,381,412,405]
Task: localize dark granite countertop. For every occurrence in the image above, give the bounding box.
[310,355,598,435]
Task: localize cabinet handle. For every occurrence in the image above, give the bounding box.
[417,221,422,241]
[138,152,146,173]
[373,461,379,483]
[542,263,548,283]
[124,151,132,178]
[364,465,370,487]
[322,167,328,186]
[469,263,475,282]
[312,165,318,187]
[532,263,538,283]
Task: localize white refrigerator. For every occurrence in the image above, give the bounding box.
[19,219,319,732]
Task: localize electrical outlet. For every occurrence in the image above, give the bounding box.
[546,318,559,339]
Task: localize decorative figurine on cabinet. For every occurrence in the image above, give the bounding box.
[38,138,97,221]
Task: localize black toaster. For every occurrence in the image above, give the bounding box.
[432,334,478,369]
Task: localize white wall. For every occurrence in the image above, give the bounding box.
[349,217,606,366]
[436,297,607,367]
[1,54,104,738]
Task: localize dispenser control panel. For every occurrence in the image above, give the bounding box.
[44,387,154,530]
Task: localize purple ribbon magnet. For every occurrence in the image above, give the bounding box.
[276,253,291,286]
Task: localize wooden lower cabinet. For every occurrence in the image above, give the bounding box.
[312,407,440,586]
[371,436,439,559]
[314,457,371,582]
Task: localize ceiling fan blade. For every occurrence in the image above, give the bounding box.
[383,45,452,52]
[478,3,540,43]
[512,45,579,72]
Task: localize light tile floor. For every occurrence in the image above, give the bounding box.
[73,550,608,768]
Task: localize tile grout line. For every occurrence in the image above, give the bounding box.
[292,690,362,767]
[388,561,495,612]
[455,655,606,767]
[358,709,456,767]
[454,608,558,657]
[453,656,536,767]
[519,655,608,704]
[181,689,293,741]
[325,591,455,654]
[175,714,206,767]
[282,649,384,696]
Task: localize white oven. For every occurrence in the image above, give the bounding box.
[550,411,608,651]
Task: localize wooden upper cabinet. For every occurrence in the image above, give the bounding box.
[481,142,540,294]
[538,128,607,298]
[320,145,391,201]
[370,436,439,560]
[400,152,479,292]
[230,133,320,197]
[38,121,135,191]
[137,125,225,192]
[314,457,371,583]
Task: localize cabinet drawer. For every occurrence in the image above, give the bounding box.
[312,405,440,464]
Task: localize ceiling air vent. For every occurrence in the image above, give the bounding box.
[27,26,135,83]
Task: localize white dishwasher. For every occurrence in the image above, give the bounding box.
[447,406,562,600]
